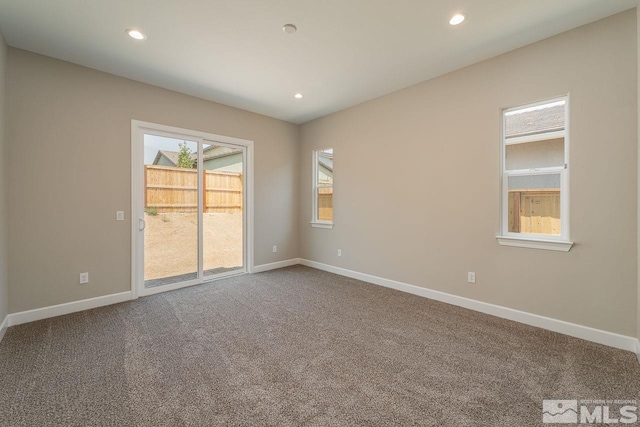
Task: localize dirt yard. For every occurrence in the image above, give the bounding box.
[144,212,243,281]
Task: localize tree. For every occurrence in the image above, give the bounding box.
[177,141,194,169]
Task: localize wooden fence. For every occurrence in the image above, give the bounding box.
[318,188,333,221]
[508,189,560,235]
[145,165,242,213]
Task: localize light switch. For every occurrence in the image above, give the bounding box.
[116,211,125,221]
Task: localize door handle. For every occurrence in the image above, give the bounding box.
[139,218,146,231]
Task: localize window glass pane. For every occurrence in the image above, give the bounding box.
[507,173,561,236]
[318,187,333,221]
[505,100,565,138]
[317,148,333,184]
[505,137,564,170]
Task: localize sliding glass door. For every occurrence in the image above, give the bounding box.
[132,122,250,297]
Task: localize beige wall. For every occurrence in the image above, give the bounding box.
[8,49,299,313]
[300,11,638,337]
[0,32,7,323]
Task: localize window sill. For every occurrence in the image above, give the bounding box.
[496,236,573,252]
[310,222,334,229]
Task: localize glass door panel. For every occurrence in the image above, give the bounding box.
[202,142,245,277]
[143,134,199,288]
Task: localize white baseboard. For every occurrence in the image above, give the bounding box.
[2,260,636,355]
[0,314,8,344]
[8,291,134,327]
[252,258,301,273]
[299,259,638,353]
[6,258,302,328]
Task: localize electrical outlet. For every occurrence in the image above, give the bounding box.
[468,272,476,284]
[337,249,342,257]
[273,245,277,253]
[80,272,89,284]
[116,211,125,221]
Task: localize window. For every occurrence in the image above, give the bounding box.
[497,97,573,251]
[311,148,333,228]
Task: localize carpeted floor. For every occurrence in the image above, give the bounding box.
[0,265,638,426]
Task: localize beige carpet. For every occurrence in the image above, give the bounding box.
[0,265,638,426]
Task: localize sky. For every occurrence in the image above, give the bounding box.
[144,134,199,165]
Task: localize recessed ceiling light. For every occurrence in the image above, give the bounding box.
[283,24,297,34]
[294,93,303,99]
[449,13,467,26]
[126,29,146,40]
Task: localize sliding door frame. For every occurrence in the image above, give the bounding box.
[131,120,254,299]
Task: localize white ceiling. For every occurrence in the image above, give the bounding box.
[0,0,635,124]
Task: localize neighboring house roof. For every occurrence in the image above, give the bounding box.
[203,147,242,162]
[153,150,181,166]
[505,104,564,138]
[318,153,333,173]
[152,146,242,166]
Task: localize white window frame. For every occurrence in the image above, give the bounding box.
[311,148,334,229]
[496,96,573,252]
